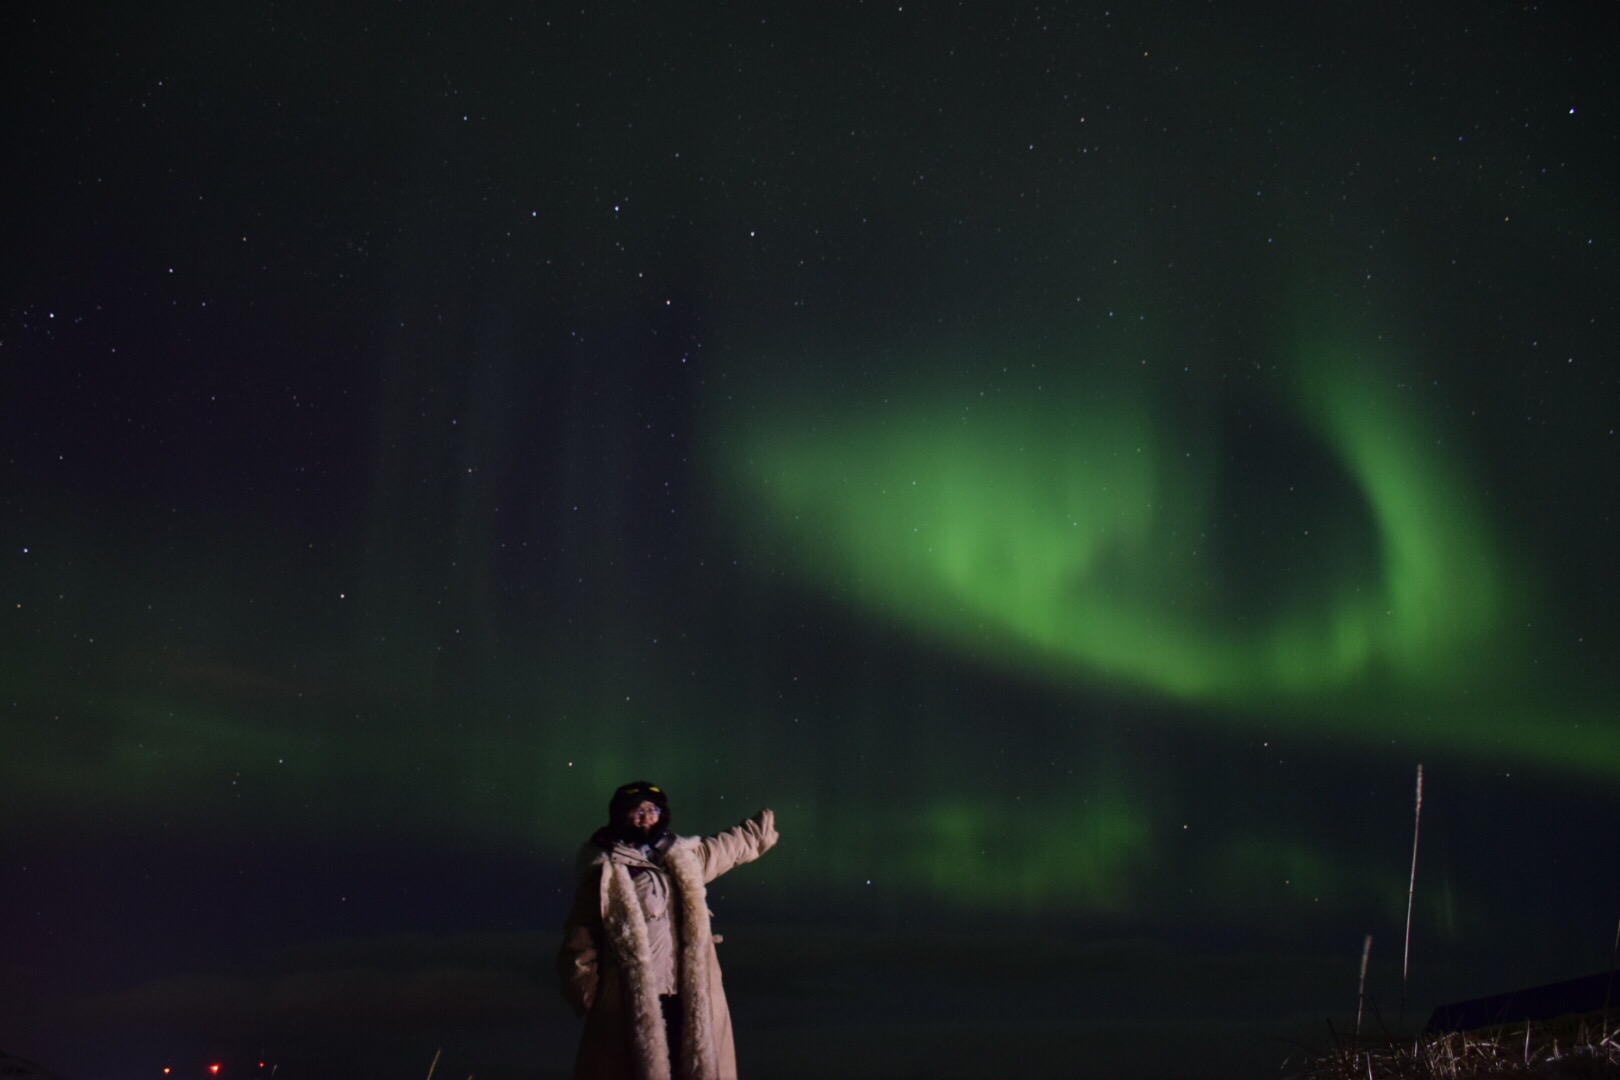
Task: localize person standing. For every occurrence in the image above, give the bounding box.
[558,781,779,1080]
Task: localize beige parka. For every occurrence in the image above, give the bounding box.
[558,809,778,1080]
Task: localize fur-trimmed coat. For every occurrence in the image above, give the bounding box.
[558,810,778,1080]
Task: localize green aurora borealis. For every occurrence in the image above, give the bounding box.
[727,347,1498,696]
[717,321,1620,780]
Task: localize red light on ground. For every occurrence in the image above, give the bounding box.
[209,1067,222,1076]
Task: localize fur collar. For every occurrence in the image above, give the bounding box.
[597,838,719,1080]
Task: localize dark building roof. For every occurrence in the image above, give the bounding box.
[1425,970,1619,1033]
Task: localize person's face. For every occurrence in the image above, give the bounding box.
[622,800,662,835]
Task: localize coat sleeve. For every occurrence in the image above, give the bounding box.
[695,808,779,884]
[556,865,603,1017]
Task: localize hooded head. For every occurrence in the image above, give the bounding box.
[606,780,671,844]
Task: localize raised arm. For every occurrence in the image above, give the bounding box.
[696,808,779,883]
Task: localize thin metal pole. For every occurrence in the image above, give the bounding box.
[1401,763,1424,1028]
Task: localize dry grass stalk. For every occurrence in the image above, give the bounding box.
[1356,934,1373,1040]
[1287,1014,1620,1078]
[1606,915,1619,1028]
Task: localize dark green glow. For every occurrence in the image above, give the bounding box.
[909,788,1153,912]
[1200,837,1402,918]
[0,663,1555,929]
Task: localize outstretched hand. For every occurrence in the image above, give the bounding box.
[751,807,779,852]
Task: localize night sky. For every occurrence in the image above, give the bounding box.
[4,3,1618,1078]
